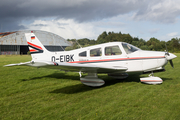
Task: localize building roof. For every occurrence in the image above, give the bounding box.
[0,30,71,46]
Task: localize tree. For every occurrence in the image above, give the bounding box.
[66,31,180,53]
[167,38,180,52]
[147,37,163,51]
[97,31,107,44]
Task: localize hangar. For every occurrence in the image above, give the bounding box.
[0,30,71,55]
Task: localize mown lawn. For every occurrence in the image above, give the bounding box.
[0,54,180,120]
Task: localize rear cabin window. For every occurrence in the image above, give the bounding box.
[79,51,87,57]
[90,48,102,57]
[105,45,122,56]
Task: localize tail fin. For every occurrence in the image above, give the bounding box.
[25,33,49,61]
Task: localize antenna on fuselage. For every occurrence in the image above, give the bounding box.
[52,34,65,51]
[75,39,82,48]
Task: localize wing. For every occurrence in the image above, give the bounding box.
[4,61,128,73]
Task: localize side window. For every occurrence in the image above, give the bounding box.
[79,51,87,57]
[105,45,122,56]
[122,43,140,54]
[90,48,102,57]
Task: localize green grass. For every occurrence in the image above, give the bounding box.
[1,54,180,120]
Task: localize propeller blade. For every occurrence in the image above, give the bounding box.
[169,60,174,68]
[165,43,170,56]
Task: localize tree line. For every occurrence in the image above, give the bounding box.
[66,31,180,53]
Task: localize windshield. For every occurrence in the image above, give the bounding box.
[122,43,141,54]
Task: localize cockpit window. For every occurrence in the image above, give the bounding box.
[122,43,141,54]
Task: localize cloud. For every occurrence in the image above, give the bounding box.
[1,0,180,40]
[133,0,180,23]
[167,32,178,37]
[33,24,48,27]
[24,19,99,39]
[0,0,141,21]
[23,15,131,40]
[0,0,147,32]
[149,28,159,35]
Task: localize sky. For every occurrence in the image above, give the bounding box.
[1,0,180,41]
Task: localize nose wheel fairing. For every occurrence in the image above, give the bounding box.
[140,76,163,84]
[140,73,163,84]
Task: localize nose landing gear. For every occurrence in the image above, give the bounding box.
[140,72,163,84]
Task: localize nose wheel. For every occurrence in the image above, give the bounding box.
[140,72,163,84]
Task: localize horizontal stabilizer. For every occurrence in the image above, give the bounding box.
[4,62,32,67]
[4,61,54,67]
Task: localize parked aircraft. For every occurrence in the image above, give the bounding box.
[5,32,177,87]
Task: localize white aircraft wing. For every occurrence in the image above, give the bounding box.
[4,61,128,73]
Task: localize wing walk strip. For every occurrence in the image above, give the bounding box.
[69,56,165,64]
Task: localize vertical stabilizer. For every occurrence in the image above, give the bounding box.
[25,33,49,61]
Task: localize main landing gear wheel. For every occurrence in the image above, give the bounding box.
[80,73,105,87]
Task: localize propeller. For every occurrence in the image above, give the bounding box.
[169,60,174,68]
[165,43,170,56]
[165,43,174,68]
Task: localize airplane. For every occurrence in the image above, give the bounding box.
[4,32,177,87]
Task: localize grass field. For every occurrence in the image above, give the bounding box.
[1,54,180,120]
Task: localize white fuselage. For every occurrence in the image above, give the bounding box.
[32,42,171,73]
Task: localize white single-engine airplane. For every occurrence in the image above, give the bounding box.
[5,32,177,87]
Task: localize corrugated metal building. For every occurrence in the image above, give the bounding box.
[0,30,71,55]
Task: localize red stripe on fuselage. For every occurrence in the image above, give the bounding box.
[69,56,165,63]
[27,42,43,50]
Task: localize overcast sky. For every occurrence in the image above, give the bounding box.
[1,0,180,41]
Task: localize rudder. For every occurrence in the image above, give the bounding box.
[25,32,49,60]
